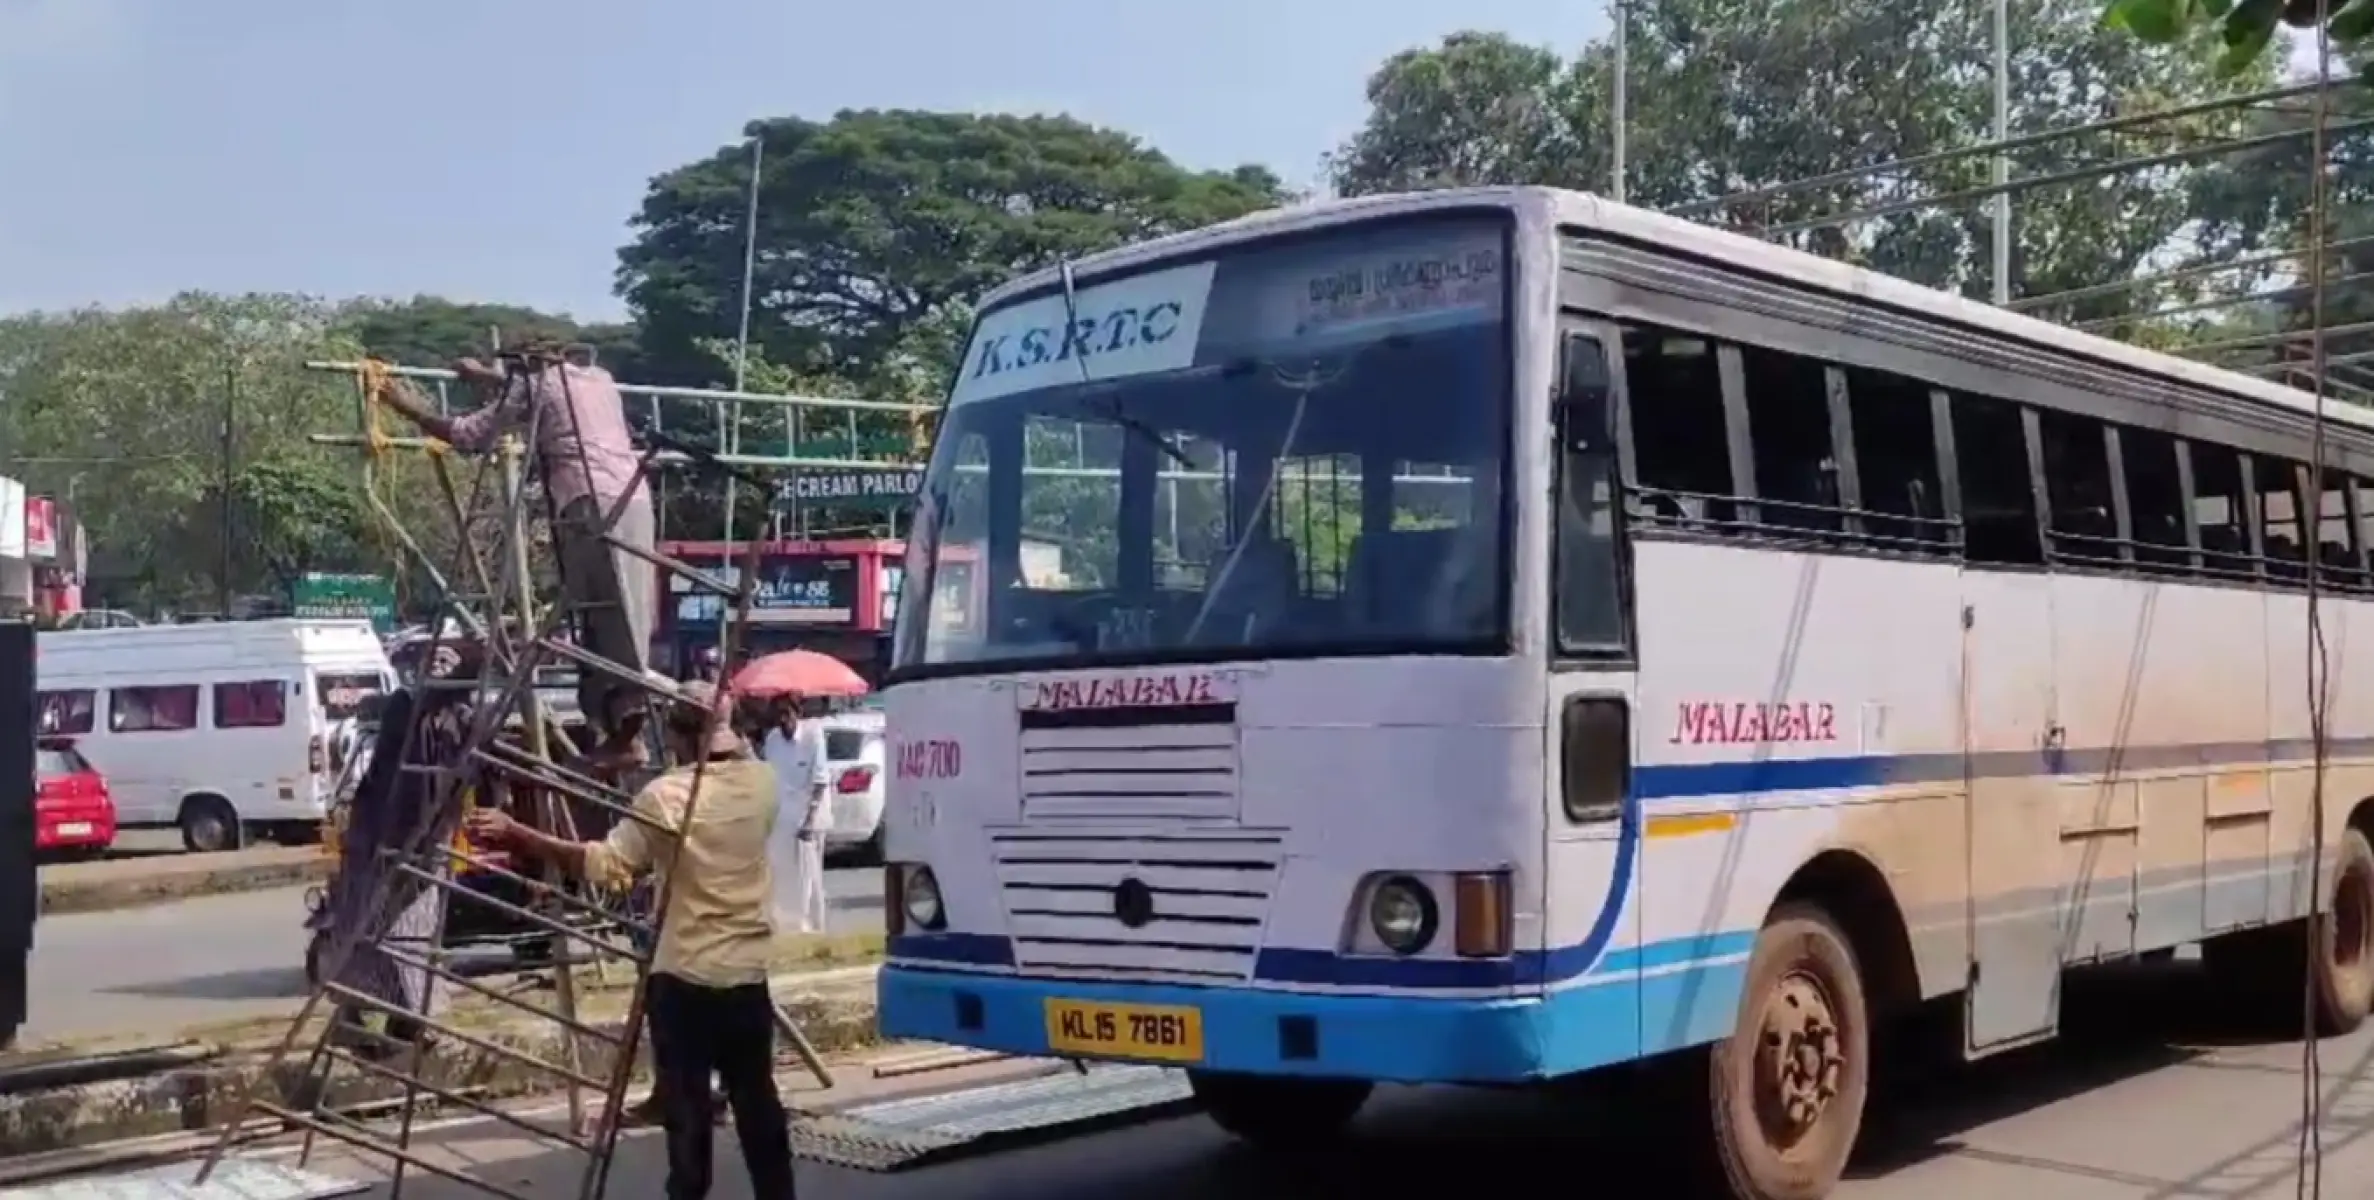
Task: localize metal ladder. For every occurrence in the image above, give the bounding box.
[186,352,770,1199]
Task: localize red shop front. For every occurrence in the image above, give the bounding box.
[652,539,905,685]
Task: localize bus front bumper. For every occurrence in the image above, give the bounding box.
[877,963,1558,1085]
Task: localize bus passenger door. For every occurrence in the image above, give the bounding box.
[1547,320,1641,1070]
[1963,570,2062,1054]
[1957,400,2064,1057]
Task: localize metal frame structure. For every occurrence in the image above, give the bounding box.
[164,353,782,1200]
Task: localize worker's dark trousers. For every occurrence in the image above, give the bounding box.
[646,972,795,1200]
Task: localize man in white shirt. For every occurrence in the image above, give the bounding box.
[759,693,831,933]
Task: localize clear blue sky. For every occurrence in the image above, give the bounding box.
[0,0,1607,322]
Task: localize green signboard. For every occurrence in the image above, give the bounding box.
[291,572,397,633]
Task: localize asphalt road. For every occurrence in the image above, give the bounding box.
[224,958,2374,1200]
[26,868,883,1043]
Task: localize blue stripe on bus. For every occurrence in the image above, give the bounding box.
[1636,734,2374,801]
[890,927,1758,992]
[891,736,2372,991]
[877,949,1753,1084]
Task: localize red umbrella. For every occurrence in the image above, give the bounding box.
[731,649,869,699]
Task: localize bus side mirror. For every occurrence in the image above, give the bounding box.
[1557,333,1615,456]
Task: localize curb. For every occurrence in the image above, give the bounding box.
[40,851,331,917]
[0,969,882,1158]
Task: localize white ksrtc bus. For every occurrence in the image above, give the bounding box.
[875,185,2374,1199]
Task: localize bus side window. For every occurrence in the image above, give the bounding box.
[2353,476,2374,589]
[1841,366,1945,551]
[2310,468,2360,587]
[1735,344,1842,536]
[1948,394,2044,566]
[1554,331,1626,655]
[2038,408,2118,567]
[1621,325,1733,530]
[2117,426,2191,574]
[2256,456,2308,583]
[2188,443,2255,580]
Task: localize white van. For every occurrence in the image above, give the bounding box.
[35,620,397,852]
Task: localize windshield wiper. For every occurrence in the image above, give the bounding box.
[1058,258,1193,470]
[1087,395,1194,468]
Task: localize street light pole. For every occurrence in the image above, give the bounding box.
[725,132,764,545]
[217,361,236,617]
[1611,0,1629,204]
[1991,0,2012,305]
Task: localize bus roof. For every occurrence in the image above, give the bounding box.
[979,185,2361,441]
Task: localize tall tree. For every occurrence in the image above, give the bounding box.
[333,296,645,378]
[1331,6,2285,320]
[616,110,1289,388]
[2105,0,2370,77]
[0,293,380,609]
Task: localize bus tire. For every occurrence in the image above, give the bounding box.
[2312,827,2374,1036]
[1703,902,1872,1200]
[1188,1071,1370,1148]
[2203,827,2374,1037]
[178,794,243,855]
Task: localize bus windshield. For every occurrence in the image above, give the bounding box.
[894,213,1513,676]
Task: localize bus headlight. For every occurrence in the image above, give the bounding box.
[900,865,946,931]
[1368,875,1438,955]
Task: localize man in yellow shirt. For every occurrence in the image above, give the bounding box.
[466,680,792,1200]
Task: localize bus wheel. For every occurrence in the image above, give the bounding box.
[1188,1071,1371,1148]
[1705,903,1871,1200]
[2312,828,2374,1036]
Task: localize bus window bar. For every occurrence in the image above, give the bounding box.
[2043,527,2374,590]
[1626,486,1964,554]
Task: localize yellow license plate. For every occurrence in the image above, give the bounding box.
[1044,999,1204,1063]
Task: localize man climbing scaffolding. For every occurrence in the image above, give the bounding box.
[374,341,658,770]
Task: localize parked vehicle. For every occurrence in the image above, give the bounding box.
[34,739,115,858]
[818,709,886,863]
[36,620,397,852]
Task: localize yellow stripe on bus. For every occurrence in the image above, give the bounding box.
[1645,812,1738,839]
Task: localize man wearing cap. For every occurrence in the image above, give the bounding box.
[465,680,794,1200]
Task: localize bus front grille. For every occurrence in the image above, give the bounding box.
[1016,704,1239,821]
[987,829,1283,982]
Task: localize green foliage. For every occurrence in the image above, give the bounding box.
[0,293,378,609]
[210,454,372,590]
[333,296,643,377]
[1330,6,2285,321]
[2105,0,2369,76]
[616,110,1288,386]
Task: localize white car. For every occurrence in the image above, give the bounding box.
[817,710,886,863]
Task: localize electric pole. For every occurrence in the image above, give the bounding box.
[217,362,235,618]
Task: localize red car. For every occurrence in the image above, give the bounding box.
[36,739,116,857]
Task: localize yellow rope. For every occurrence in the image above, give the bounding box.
[351,357,455,620]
